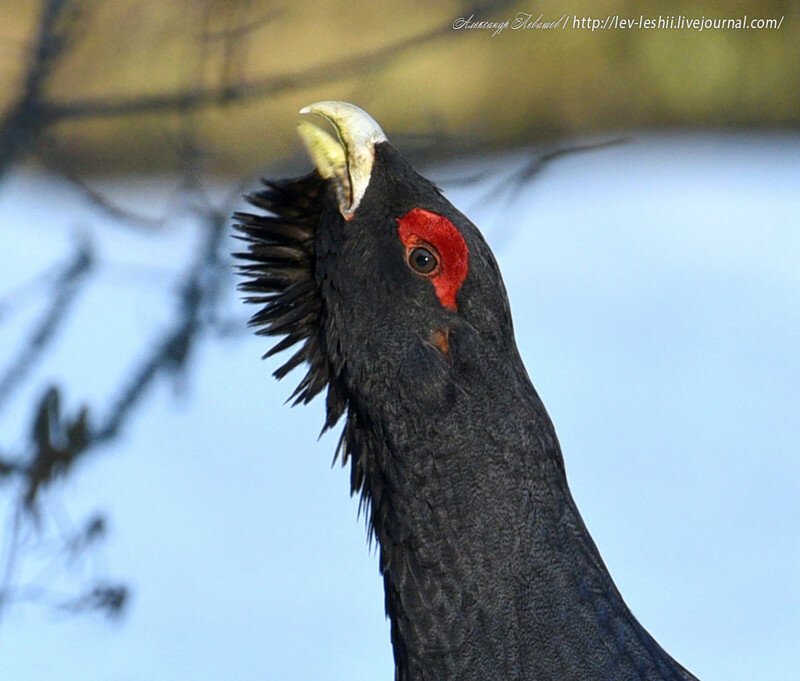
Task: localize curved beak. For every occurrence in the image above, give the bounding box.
[297,101,387,220]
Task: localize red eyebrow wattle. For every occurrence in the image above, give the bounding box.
[396,208,469,311]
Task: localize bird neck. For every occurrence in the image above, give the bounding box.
[356,364,695,681]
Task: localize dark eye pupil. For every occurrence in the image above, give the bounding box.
[410,247,437,274]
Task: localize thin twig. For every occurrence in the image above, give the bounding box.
[443,137,629,204]
[0,507,23,628]
[0,240,93,411]
[35,136,166,229]
[94,203,230,444]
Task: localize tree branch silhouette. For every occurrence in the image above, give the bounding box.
[0,0,532,635]
[0,0,77,179]
[0,239,93,411]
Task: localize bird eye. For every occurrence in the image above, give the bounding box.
[407,246,439,275]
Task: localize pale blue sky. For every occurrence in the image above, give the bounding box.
[0,133,798,680]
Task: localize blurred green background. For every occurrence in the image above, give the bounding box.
[2,0,797,175]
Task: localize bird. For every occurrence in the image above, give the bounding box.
[233,101,700,681]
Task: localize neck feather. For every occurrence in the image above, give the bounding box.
[350,366,695,681]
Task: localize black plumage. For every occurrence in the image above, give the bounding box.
[234,107,700,681]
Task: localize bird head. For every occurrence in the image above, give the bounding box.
[234,101,523,491]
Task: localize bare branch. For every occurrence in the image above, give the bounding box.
[94,203,230,444]
[0,239,93,411]
[35,136,167,229]
[0,0,77,178]
[440,137,629,204]
[0,508,23,626]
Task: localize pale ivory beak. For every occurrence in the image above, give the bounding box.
[297,101,388,220]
